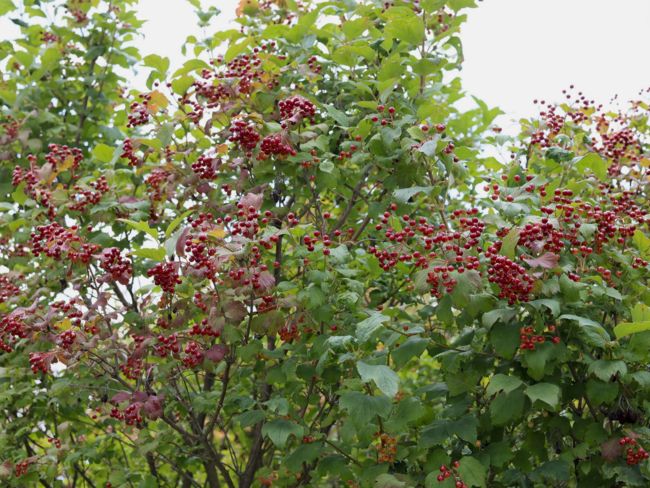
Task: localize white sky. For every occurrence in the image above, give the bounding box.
[2,0,650,130]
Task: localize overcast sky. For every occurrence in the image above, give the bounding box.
[3,0,650,129]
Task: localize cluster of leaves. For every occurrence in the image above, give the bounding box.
[0,0,649,487]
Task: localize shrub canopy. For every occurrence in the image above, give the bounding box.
[0,0,649,487]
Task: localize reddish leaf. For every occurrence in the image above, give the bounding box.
[143,395,164,420]
[239,192,263,211]
[523,252,559,269]
[257,271,275,291]
[601,437,623,462]
[206,344,228,362]
[111,392,131,404]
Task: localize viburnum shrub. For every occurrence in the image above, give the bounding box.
[0,0,649,486]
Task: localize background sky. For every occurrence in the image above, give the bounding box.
[137,0,650,130]
[3,0,650,130]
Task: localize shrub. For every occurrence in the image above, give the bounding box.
[0,0,649,486]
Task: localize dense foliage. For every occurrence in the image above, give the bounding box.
[1,0,649,486]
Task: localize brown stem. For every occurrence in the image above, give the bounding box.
[330,164,372,233]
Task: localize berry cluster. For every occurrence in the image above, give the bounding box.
[519,324,560,351]
[278,322,299,343]
[368,204,484,298]
[375,432,397,463]
[120,138,140,166]
[278,95,316,125]
[31,223,81,260]
[111,403,143,426]
[192,154,220,180]
[98,247,132,285]
[0,275,20,304]
[14,459,32,477]
[57,329,77,349]
[182,341,204,368]
[44,143,83,171]
[229,120,261,152]
[154,333,180,357]
[184,213,222,280]
[307,55,321,73]
[29,352,52,374]
[70,176,109,211]
[47,437,62,449]
[145,168,172,201]
[371,104,395,126]
[619,437,649,465]
[436,461,467,487]
[260,133,295,157]
[119,357,144,381]
[0,312,28,353]
[127,95,153,127]
[12,163,39,190]
[485,252,534,304]
[190,318,221,337]
[147,262,181,294]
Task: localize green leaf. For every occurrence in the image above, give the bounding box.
[384,6,425,45]
[631,303,650,322]
[393,186,434,204]
[559,314,610,346]
[529,299,561,317]
[319,160,334,173]
[138,475,158,488]
[559,274,582,302]
[614,321,650,339]
[586,379,618,406]
[118,219,159,242]
[356,311,389,342]
[92,143,115,164]
[41,47,60,71]
[417,137,440,156]
[234,410,265,428]
[171,75,194,95]
[482,308,516,327]
[500,227,520,259]
[458,457,487,488]
[449,416,478,443]
[0,0,16,15]
[392,336,427,369]
[261,419,303,448]
[131,247,166,261]
[450,270,481,308]
[340,392,392,426]
[490,390,525,426]
[486,374,523,396]
[324,105,350,126]
[165,209,193,238]
[588,360,627,382]
[489,323,519,359]
[632,230,650,259]
[356,361,399,398]
[12,182,28,205]
[284,442,323,473]
[448,0,477,11]
[224,36,252,62]
[374,474,407,488]
[143,54,170,73]
[575,152,609,181]
[531,460,571,483]
[525,383,560,409]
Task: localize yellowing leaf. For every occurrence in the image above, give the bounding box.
[55,318,72,331]
[236,0,258,16]
[147,90,169,113]
[217,144,229,155]
[208,227,227,239]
